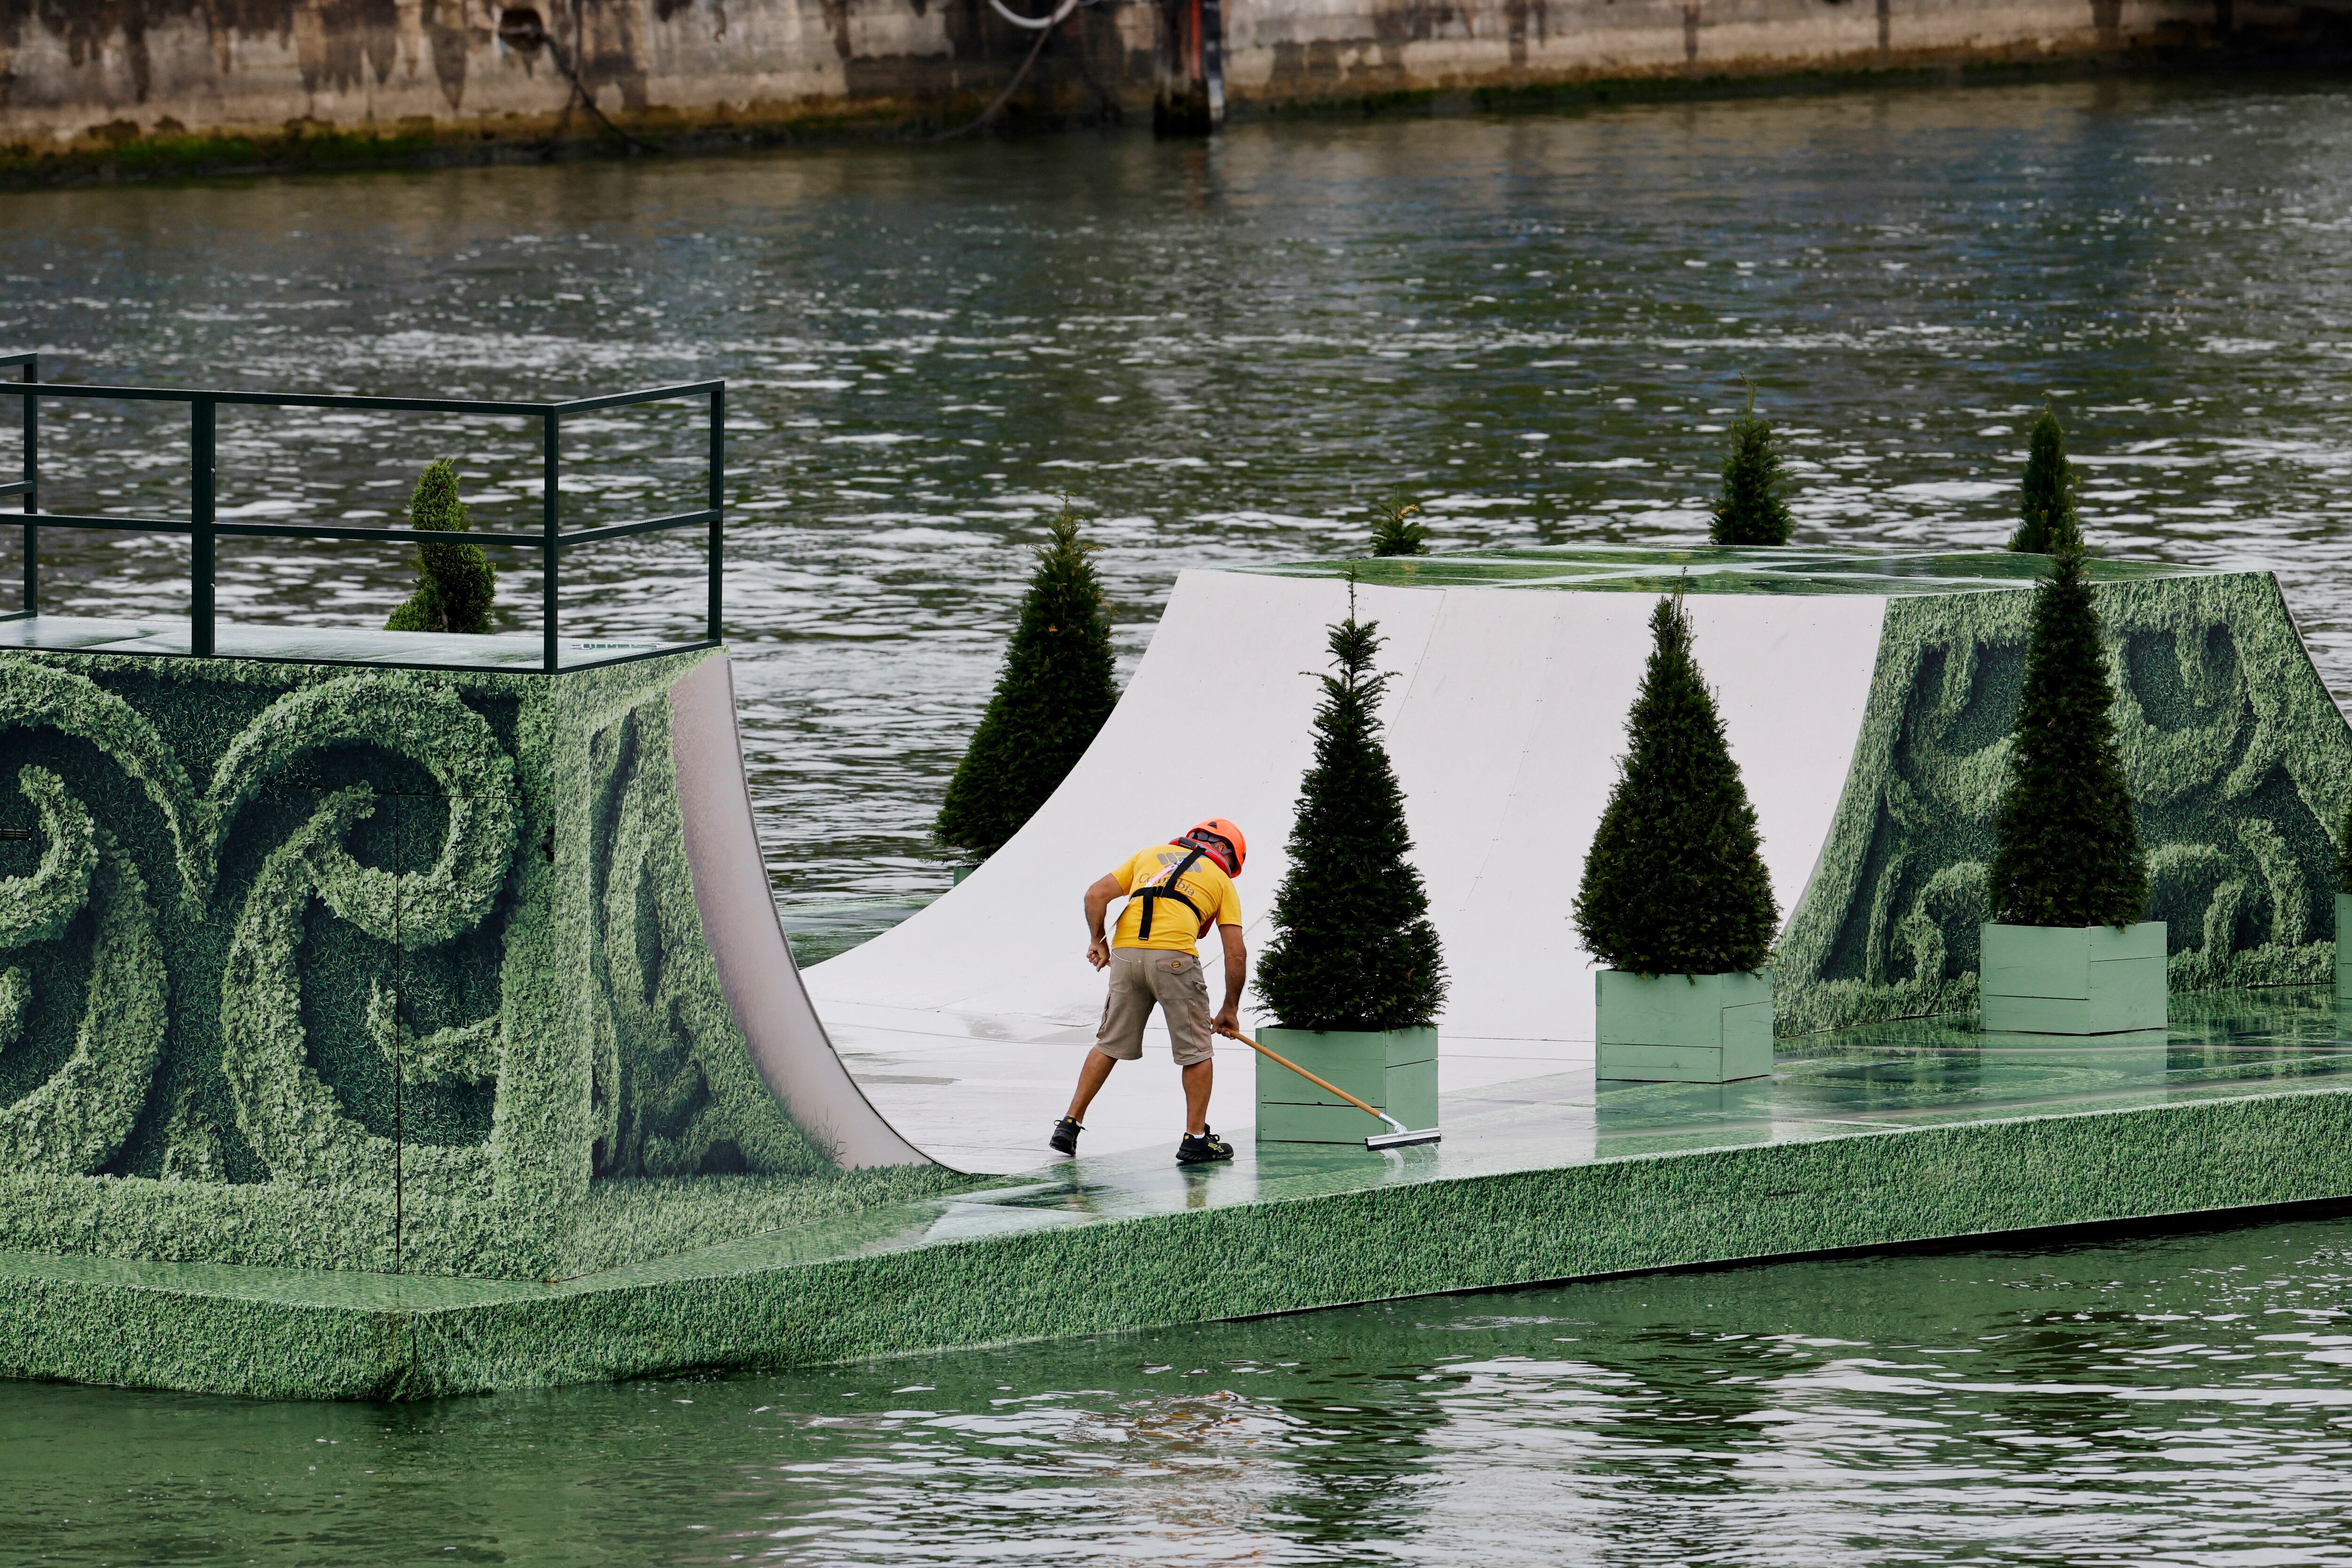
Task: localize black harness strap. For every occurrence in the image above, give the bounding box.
[1135,845,1208,941]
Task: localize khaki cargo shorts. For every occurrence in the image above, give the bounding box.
[1095,947,1216,1067]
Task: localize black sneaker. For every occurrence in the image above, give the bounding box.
[1176,1129,1234,1165]
[1049,1116,1083,1157]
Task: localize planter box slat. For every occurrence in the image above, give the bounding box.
[1255,1026,1438,1144]
[2336,894,2352,1003]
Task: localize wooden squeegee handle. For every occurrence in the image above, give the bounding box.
[1228,1031,1387,1124]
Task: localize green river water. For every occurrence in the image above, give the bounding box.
[5,70,2352,1564]
[9,1218,2352,1564]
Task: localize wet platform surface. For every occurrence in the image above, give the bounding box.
[798,987,2352,1274]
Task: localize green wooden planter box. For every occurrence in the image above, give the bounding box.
[2337,894,2352,1002]
[1254,1026,1438,1144]
[1979,921,2168,1035]
[1594,970,1773,1083]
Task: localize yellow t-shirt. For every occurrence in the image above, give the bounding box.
[1109,842,1243,953]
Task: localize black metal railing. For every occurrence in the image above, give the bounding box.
[0,353,723,674]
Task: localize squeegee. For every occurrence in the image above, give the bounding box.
[1230,1032,1441,1149]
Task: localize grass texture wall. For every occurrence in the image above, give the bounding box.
[0,646,948,1282]
[5,1078,2351,1400]
[1778,573,2352,1034]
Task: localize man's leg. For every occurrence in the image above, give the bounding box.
[1156,953,1229,1161]
[1065,1048,1120,1122]
[1181,1057,1213,1136]
[1057,952,1149,1154]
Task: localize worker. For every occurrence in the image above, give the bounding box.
[1051,819,1248,1166]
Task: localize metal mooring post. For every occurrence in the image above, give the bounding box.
[707,384,724,646]
[542,411,561,674]
[1200,0,1225,127]
[190,396,216,658]
[18,355,34,617]
[1154,0,1224,135]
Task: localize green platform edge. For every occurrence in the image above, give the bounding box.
[5,1083,2349,1398]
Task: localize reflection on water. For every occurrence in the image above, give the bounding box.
[10,1215,2352,1564]
[5,76,2352,955]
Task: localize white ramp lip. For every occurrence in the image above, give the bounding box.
[670,654,929,1170]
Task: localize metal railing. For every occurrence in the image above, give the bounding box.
[0,352,724,674]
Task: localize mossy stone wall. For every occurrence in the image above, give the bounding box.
[0,646,852,1281]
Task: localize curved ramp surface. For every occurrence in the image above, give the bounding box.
[672,655,929,1169]
[807,564,1887,1173]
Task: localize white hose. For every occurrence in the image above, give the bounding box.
[987,0,1080,30]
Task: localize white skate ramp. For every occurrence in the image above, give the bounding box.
[805,567,1886,1174]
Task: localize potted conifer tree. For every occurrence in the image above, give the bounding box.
[1370,498,1430,557]
[1574,590,1779,1082]
[1979,540,2163,1033]
[936,501,1120,864]
[385,460,496,634]
[1252,589,1447,1143]
[2008,404,2083,555]
[1709,379,1793,547]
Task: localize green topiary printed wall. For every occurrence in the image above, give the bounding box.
[1778,572,2352,1034]
[0,645,905,1282]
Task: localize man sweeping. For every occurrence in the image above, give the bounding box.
[1051,819,1249,1166]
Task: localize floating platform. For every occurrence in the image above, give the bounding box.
[6,989,2352,1398]
[4,545,2351,1398]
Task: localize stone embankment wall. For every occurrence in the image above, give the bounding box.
[0,0,2281,170]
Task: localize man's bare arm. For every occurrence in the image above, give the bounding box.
[1083,873,1123,970]
[1214,923,1247,1035]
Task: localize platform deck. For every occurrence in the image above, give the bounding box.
[8,988,2351,1400]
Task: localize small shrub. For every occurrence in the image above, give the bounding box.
[936,501,1120,860]
[2009,403,2083,555]
[1255,586,1447,1033]
[1573,589,1779,975]
[1369,499,1430,557]
[1988,541,2148,927]
[1708,379,1794,547]
[385,461,496,634]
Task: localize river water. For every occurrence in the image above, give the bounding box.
[10,1215,2352,1565]
[7,72,2352,1564]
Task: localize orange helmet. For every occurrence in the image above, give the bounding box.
[1179,818,1247,876]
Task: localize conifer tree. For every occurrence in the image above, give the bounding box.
[2009,403,2083,555]
[1709,380,1794,547]
[1370,498,1430,557]
[1987,541,2147,927]
[1573,590,1779,976]
[385,460,496,634]
[1255,589,1447,1033]
[936,501,1120,860]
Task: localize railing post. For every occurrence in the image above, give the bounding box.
[191,395,215,658]
[707,383,724,645]
[19,354,34,618]
[542,410,560,674]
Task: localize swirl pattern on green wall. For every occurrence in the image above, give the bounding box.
[209,676,520,946]
[1779,573,2352,1034]
[0,646,848,1281]
[0,764,167,1174]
